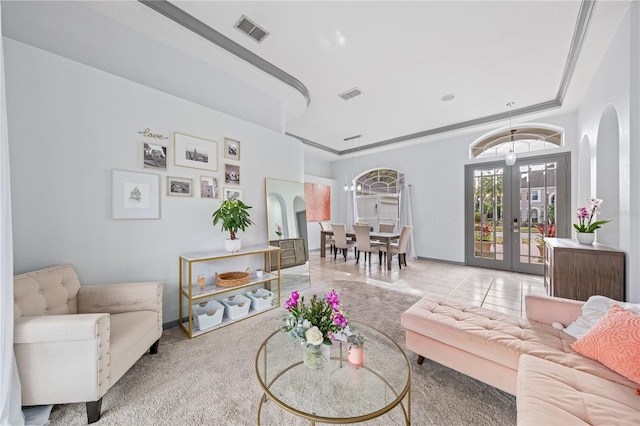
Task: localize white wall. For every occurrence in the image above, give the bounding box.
[304,154,333,178]
[331,114,578,264]
[630,0,640,304]
[5,39,304,322]
[577,5,639,302]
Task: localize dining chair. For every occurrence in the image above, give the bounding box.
[330,223,357,261]
[380,225,413,269]
[319,222,336,254]
[356,221,374,232]
[353,224,384,265]
[379,223,395,233]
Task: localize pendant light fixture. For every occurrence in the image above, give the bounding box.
[349,136,356,191]
[355,136,362,191]
[343,137,351,191]
[505,102,516,166]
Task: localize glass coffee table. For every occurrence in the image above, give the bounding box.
[255,322,411,424]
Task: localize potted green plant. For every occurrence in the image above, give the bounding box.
[212,199,254,251]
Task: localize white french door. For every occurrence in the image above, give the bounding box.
[465,153,570,274]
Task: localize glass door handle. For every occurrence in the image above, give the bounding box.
[513,218,519,233]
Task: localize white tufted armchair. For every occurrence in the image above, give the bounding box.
[13,264,163,423]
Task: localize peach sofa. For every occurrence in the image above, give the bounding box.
[401,294,639,425]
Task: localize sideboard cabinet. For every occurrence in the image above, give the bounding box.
[543,237,625,301]
[269,238,306,269]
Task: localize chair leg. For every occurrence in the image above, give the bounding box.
[150,339,160,354]
[379,251,383,264]
[356,250,360,264]
[334,247,338,260]
[87,398,103,424]
[343,248,347,261]
[403,253,408,266]
[398,254,402,269]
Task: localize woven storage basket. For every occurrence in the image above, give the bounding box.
[216,267,251,288]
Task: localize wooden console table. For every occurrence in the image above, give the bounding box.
[269,238,306,269]
[543,237,625,301]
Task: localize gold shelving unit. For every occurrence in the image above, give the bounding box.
[179,244,281,338]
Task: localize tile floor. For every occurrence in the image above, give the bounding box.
[308,249,546,317]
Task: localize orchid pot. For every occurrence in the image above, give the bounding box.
[576,232,595,245]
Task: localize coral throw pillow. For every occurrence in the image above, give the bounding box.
[571,305,640,384]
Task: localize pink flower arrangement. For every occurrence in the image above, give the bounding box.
[283,289,349,345]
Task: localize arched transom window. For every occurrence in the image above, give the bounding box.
[353,168,405,231]
[355,168,404,196]
[470,125,564,160]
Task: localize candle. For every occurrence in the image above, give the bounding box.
[197,274,205,290]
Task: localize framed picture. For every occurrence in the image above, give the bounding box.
[166,176,193,197]
[223,187,243,201]
[305,182,331,221]
[224,137,240,161]
[174,132,217,172]
[142,142,167,171]
[224,163,240,185]
[199,176,219,199]
[112,169,160,219]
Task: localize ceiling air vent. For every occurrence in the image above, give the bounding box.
[338,87,363,101]
[234,15,269,43]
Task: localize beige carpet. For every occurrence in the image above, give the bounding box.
[48,281,516,425]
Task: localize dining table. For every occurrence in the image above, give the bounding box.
[320,229,401,269]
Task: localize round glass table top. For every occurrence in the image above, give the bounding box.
[255,322,411,423]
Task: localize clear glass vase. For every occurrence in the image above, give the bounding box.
[303,343,331,369]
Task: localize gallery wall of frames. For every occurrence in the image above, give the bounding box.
[115,130,246,220]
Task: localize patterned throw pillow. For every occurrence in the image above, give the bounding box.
[571,305,640,384]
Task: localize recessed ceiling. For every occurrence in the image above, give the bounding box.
[1,1,631,158]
